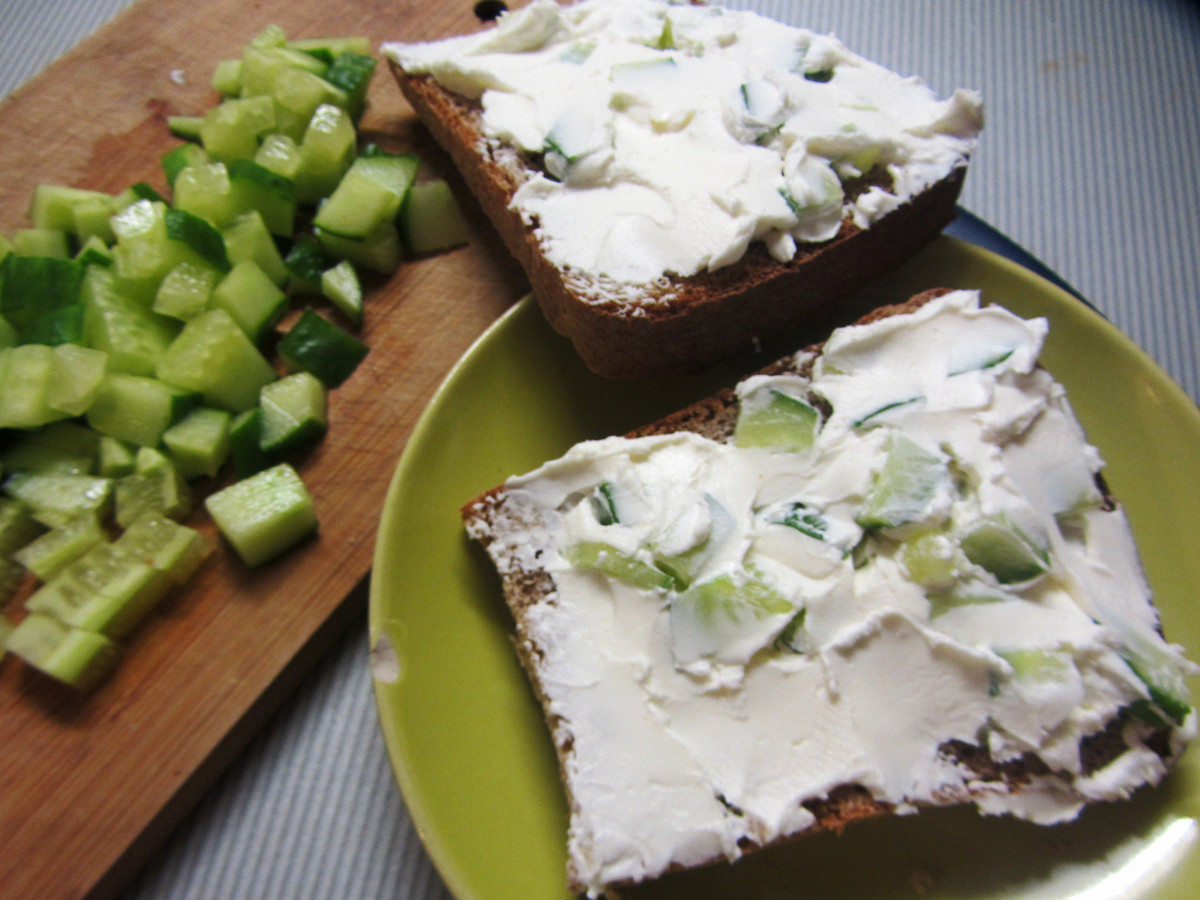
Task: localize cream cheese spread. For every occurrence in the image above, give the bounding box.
[384,0,983,289]
[470,291,1195,896]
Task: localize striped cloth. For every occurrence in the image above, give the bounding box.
[2,3,1197,899]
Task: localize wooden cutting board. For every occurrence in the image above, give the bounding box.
[0,1,526,897]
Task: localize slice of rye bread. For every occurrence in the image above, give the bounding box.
[462,289,1183,895]
[391,64,968,379]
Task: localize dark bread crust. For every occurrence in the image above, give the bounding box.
[392,65,968,378]
[461,292,1171,895]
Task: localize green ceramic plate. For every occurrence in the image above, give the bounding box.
[370,236,1200,900]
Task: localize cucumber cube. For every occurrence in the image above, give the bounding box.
[284,234,335,295]
[0,345,62,429]
[316,220,402,274]
[295,104,356,204]
[97,435,137,478]
[210,58,242,97]
[164,207,231,273]
[6,612,122,690]
[223,211,290,285]
[172,162,237,228]
[270,66,349,142]
[1,420,99,476]
[162,406,232,479]
[27,185,114,233]
[162,142,210,187]
[13,228,71,258]
[320,259,362,326]
[14,514,107,580]
[86,372,201,447]
[399,179,469,255]
[205,462,317,567]
[209,259,288,343]
[45,343,107,417]
[277,308,368,387]
[19,303,87,347]
[259,371,327,454]
[81,265,179,376]
[254,133,303,181]
[228,407,270,478]
[153,260,219,321]
[3,471,113,527]
[115,514,212,583]
[200,95,277,163]
[0,255,84,332]
[735,388,819,452]
[155,308,278,412]
[228,159,296,236]
[114,464,193,527]
[0,496,45,556]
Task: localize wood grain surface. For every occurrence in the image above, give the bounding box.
[0,1,525,898]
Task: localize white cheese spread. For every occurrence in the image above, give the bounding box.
[471,291,1195,896]
[386,0,983,289]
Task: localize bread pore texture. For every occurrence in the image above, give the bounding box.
[385,0,983,377]
[462,289,1196,897]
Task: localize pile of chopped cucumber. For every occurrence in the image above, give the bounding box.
[0,26,470,690]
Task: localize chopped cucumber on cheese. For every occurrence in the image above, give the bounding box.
[0,24,469,690]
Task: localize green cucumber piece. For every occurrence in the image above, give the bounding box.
[0,345,62,429]
[312,151,419,238]
[3,471,113,527]
[857,435,950,531]
[172,162,237,229]
[75,235,114,268]
[12,227,71,258]
[258,371,327,454]
[254,133,303,182]
[97,435,137,478]
[210,58,242,96]
[14,514,107,580]
[277,308,367,387]
[223,211,290,285]
[204,462,317,567]
[228,159,296,237]
[27,185,114,233]
[163,207,231,273]
[0,255,84,332]
[209,259,288,343]
[294,104,356,204]
[86,372,201,447]
[153,260,219,321]
[46,343,108,416]
[0,496,45,556]
[961,519,1049,585]
[564,541,675,591]
[199,95,277,162]
[270,66,349,142]
[0,421,99,475]
[6,612,121,690]
[734,387,819,452]
[319,259,362,325]
[227,407,270,478]
[19,302,86,347]
[0,312,16,349]
[288,36,371,59]
[321,51,376,117]
[284,234,335,295]
[161,406,232,479]
[81,265,179,376]
[399,179,469,255]
[315,219,401,274]
[155,308,278,412]
[167,115,204,141]
[114,463,193,527]
[115,513,212,584]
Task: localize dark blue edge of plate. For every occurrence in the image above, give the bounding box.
[947,206,1090,307]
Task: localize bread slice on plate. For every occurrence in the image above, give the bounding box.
[384,0,983,378]
[462,289,1196,898]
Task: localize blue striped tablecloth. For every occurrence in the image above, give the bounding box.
[2,2,1197,898]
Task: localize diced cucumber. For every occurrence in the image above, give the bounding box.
[223,210,290,285]
[14,514,107,580]
[12,227,71,258]
[6,612,122,690]
[199,95,277,162]
[277,308,367,387]
[0,420,99,475]
[3,471,113,527]
[288,36,371,60]
[162,406,232,479]
[210,58,242,96]
[155,308,278,412]
[81,265,180,376]
[204,462,317,567]
[172,162,237,228]
[0,345,62,429]
[0,255,84,333]
[254,133,303,181]
[312,151,419,239]
[259,371,327,454]
[399,179,469,255]
[321,51,376,118]
[115,513,212,583]
[228,407,270,478]
[0,313,16,349]
[284,234,335,294]
[164,207,231,273]
[86,372,200,447]
[75,235,114,268]
[734,387,819,453]
[270,66,350,142]
[28,540,171,639]
[167,115,204,141]
[27,185,114,233]
[857,435,951,531]
[0,496,45,556]
[72,198,120,245]
[97,435,137,478]
[961,518,1049,585]
[209,259,288,344]
[315,219,402,274]
[114,462,193,527]
[294,104,356,204]
[565,541,675,592]
[19,302,87,347]
[153,260,219,321]
[45,343,108,416]
[228,159,296,236]
[319,259,362,325]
